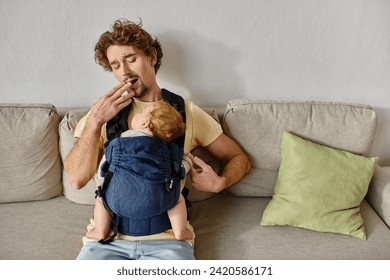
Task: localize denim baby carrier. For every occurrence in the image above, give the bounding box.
[96,89,188,243]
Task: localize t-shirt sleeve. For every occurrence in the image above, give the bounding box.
[74,110,106,143]
[184,100,223,153]
[74,114,88,139]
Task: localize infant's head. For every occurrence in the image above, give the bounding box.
[132,101,185,143]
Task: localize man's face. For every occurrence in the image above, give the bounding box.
[106,45,157,99]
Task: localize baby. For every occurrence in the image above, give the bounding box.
[87,100,193,241]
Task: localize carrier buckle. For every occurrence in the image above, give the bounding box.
[165,179,174,191]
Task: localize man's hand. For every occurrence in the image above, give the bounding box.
[64,82,134,189]
[88,82,134,128]
[186,134,251,194]
[187,153,227,193]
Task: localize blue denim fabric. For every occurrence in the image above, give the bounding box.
[101,136,182,236]
[76,239,195,260]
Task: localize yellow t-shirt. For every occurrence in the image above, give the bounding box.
[74,98,223,246]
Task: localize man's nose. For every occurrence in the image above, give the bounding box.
[122,63,132,75]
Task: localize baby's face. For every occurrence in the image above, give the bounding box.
[131,104,154,130]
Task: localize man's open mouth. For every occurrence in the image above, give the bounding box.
[130,78,138,85]
[123,77,139,85]
[123,78,138,85]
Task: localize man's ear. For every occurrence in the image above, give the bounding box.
[149,49,157,66]
[142,118,151,128]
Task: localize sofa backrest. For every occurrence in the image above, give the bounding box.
[0,104,62,203]
[222,99,377,197]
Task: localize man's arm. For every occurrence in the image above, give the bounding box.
[64,119,103,189]
[188,133,251,193]
[64,82,133,189]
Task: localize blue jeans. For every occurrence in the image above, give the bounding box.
[76,239,195,260]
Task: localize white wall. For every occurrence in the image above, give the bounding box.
[1,0,390,164]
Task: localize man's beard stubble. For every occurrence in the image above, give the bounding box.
[133,83,149,99]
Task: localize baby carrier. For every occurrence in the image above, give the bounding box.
[95,89,188,243]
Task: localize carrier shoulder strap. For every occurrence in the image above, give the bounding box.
[105,103,131,144]
[105,89,186,147]
[162,89,186,148]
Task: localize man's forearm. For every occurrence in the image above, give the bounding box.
[188,136,251,194]
[219,152,251,191]
[64,121,102,189]
[205,133,251,192]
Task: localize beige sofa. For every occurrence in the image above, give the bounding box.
[1,100,390,260]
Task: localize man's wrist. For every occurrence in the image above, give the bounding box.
[214,175,228,193]
[85,114,104,133]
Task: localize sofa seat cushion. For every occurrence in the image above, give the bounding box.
[190,194,390,259]
[0,104,62,203]
[222,100,376,197]
[0,196,93,260]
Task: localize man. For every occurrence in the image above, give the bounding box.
[64,19,250,260]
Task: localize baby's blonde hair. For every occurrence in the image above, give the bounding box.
[147,101,185,143]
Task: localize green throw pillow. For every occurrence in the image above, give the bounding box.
[260,131,377,240]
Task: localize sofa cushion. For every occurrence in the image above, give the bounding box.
[59,108,221,204]
[0,104,62,203]
[190,194,390,259]
[0,196,93,259]
[222,100,377,197]
[260,131,377,240]
[366,166,390,229]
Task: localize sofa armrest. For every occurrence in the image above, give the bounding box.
[366,165,390,228]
